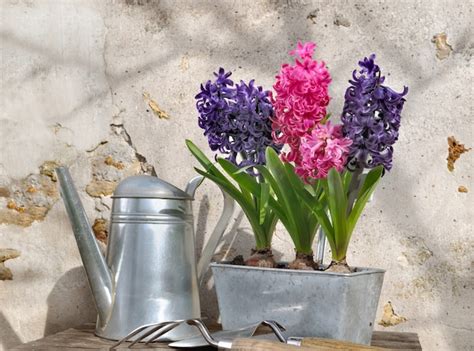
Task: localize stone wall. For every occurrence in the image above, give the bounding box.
[0,0,472,350]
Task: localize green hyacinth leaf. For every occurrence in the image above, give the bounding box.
[259,182,270,225]
[326,169,349,256]
[347,165,383,235]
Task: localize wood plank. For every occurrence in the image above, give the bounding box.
[232,338,349,351]
[372,331,420,342]
[301,337,383,350]
[11,324,213,350]
[371,331,422,350]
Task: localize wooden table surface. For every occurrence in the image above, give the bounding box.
[12,323,422,350]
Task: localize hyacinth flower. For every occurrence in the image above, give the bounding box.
[261,121,352,270]
[341,54,408,172]
[332,54,407,270]
[249,41,332,270]
[295,55,408,272]
[189,68,282,267]
[195,68,280,169]
[299,121,353,180]
[271,41,331,173]
[264,44,408,272]
[259,122,353,270]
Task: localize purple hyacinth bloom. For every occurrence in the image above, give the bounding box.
[195,68,281,171]
[341,54,408,171]
[196,68,235,152]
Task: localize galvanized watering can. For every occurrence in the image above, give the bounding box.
[56,167,234,341]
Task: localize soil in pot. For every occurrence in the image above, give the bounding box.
[228,251,360,273]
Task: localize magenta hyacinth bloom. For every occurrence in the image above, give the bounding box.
[341,55,408,171]
[298,121,353,179]
[271,41,331,167]
[195,68,281,171]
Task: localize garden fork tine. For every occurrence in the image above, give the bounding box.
[261,320,287,342]
[144,319,217,347]
[109,320,182,350]
[137,320,185,346]
[182,319,287,346]
[184,319,220,347]
[141,316,210,344]
[109,323,156,350]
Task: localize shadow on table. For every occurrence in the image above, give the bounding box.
[0,311,22,349]
[44,267,96,336]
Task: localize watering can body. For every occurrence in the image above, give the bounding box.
[56,168,234,341]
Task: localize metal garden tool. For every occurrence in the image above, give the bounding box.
[56,167,235,341]
[110,318,304,350]
[170,321,383,350]
[168,320,286,349]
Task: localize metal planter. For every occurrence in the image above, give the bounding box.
[210,262,385,345]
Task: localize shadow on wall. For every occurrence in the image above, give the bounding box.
[44,267,96,336]
[197,205,285,322]
[0,1,304,127]
[0,312,22,349]
[379,165,473,350]
[195,192,222,322]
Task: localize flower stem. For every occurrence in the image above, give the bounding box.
[346,163,364,215]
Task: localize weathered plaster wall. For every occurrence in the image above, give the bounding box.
[0,0,472,350]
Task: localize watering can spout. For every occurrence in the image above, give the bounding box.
[56,167,113,325]
[185,176,235,285]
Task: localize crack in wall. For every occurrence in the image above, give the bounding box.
[439,324,473,333]
[86,141,108,153]
[100,8,155,176]
[101,10,116,116]
[110,123,157,176]
[86,120,157,243]
[84,12,157,244]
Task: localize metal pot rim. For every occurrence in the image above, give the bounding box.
[210,262,385,276]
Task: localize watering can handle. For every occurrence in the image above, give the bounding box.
[194,180,235,285]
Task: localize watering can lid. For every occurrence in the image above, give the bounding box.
[112,175,192,200]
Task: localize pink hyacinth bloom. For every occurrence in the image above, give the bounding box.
[298,122,353,180]
[271,41,331,167]
[289,41,316,59]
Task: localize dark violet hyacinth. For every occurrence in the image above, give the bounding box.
[341,55,408,171]
[195,68,235,152]
[195,68,281,171]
